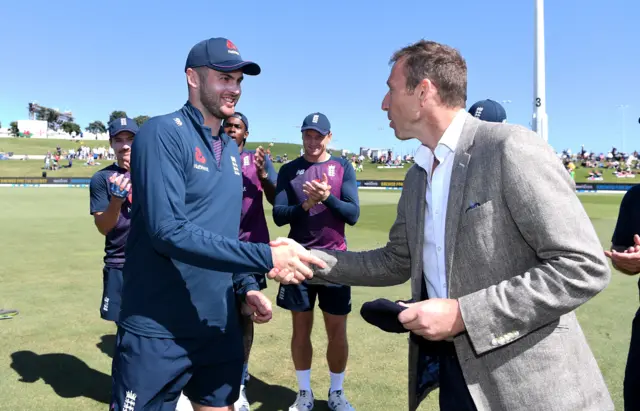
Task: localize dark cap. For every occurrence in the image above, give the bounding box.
[301,112,331,135]
[226,112,249,131]
[108,117,139,138]
[185,37,261,75]
[468,99,507,123]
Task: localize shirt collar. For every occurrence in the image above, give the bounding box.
[181,101,230,144]
[415,109,467,171]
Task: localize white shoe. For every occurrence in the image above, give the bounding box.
[234,385,250,411]
[327,390,354,411]
[288,390,314,411]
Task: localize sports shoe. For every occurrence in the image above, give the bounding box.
[328,390,355,411]
[288,390,314,411]
[234,385,250,411]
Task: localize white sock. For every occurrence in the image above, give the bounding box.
[296,369,312,392]
[329,371,345,393]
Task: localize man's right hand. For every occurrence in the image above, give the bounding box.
[268,237,326,284]
[108,173,131,202]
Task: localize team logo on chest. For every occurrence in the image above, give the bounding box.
[231,156,241,176]
[243,156,251,167]
[193,147,209,172]
[328,165,336,177]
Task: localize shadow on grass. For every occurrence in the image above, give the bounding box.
[9,350,110,404]
[248,375,330,410]
[97,334,116,359]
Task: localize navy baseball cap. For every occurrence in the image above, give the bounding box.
[301,112,331,135]
[468,99,507,123]
[227,112,249,131]
[108,117,139,138]
[185,37,261,75]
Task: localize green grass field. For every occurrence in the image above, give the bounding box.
[0,189,635,410]
[0,137,635,183]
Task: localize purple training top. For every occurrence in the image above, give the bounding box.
[239,149,277,244]
[273,156,360,251]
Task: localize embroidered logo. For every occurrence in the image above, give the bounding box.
[328,165,336,177]
[173,117,183,126]
[195,147,206,164]
[123,391,137,411]
[231,156,240,176]
[243,155,250,167]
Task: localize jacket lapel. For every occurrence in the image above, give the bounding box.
[411,167,428,301]
[444,116,480,296]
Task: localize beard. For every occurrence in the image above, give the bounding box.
[200,84,233,120]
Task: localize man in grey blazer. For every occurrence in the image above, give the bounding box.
[268,40,613,411]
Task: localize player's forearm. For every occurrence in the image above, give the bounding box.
[273,204,307,226]
[233,272,260,301]
[259,177,276,206]
[150,221,274,274]
[94,199,124,235]
[322,194,360,226]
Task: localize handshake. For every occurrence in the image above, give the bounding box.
[268,237,325,285]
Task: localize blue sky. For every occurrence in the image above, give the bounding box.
[1,0,638,156]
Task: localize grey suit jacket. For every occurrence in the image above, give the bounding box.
[309,114,614,411]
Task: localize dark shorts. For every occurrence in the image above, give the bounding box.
[277,282,351,316]
[110,327,244,410]
[101,266,123,322]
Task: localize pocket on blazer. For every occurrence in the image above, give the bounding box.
[460,199,494,228]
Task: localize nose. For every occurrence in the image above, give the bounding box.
[381,91,390,112]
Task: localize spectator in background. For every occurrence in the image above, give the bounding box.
[605,185,640,411]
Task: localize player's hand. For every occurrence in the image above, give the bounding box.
[605,234,640,275]
[398,299,466,341]
[108,173,131,202]
[268,237,326,284]
[303,173,331,202]
[254,146,268,179]
[242,291,273,324]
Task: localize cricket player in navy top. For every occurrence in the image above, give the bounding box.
[223,112,277,411]
[109,37,324,411]
[88,117,139,323]
[273,113,360,411]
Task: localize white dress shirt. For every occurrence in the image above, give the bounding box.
[413,109,467,299]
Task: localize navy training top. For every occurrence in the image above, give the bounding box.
[89,163,131,268]
[273,155,359,253]
[120,102,274,341]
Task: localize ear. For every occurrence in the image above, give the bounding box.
[186,68,199,89]
[418,78,431,107]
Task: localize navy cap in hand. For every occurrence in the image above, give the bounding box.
[468,99,507,123]
[360,298,414,333]
[185,37,261,76]
[301,112,331,135]
[360,298,457,355]
[108,117,139,138]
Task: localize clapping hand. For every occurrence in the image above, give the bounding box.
[108,173,131,202]
[254,146,268,179]
[303,173,331,204]
[604,234,640,275]
[242,291,273,324]
[268,237,326,284]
